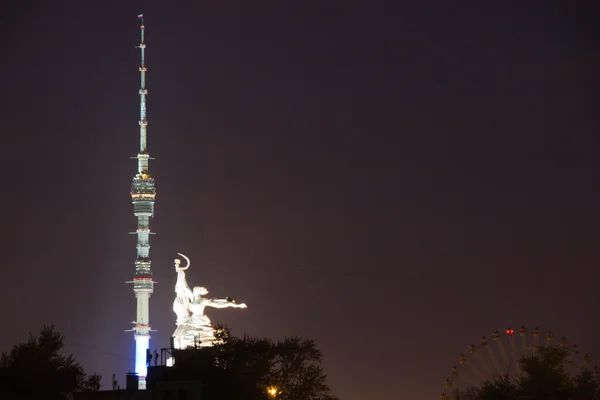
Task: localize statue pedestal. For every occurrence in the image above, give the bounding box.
[173,327,216,350]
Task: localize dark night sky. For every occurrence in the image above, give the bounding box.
[1,1,599,399]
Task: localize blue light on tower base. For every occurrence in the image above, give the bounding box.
[135,335,149,382]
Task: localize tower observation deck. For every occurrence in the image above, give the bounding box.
[128,13,155,389]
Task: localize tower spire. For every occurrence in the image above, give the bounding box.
[128,13,155,390]
[137,14,148,169]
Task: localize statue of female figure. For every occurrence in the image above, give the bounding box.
[173,255,194,326]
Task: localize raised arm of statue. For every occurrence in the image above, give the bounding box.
[205,298,247,309]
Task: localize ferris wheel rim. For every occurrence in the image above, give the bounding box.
[441,325,595,399]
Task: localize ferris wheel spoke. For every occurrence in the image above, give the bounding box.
[466,359,487,382]
[519,326,527,356]
[533,327,541,355]
[469,345,493,377]
[475,352,493,376]
[454,368,476,388]
[459,353,487,386]
[493,331,509,366]
[486,344,503,376]
[508,332,521,376]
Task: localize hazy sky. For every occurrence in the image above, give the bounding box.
[1,1,599,399]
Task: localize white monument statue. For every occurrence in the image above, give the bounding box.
[172,253,247,349]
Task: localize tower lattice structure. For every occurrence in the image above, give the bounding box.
[127,14,155,389]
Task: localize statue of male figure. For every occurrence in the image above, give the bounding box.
[189,286,247,329]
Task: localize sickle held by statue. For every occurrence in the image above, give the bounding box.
[176,253,190,270]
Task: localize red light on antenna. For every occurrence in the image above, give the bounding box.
[506,329,514,336]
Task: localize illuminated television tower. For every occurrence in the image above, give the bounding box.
[126,13,155,389]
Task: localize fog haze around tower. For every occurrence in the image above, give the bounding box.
[0,2,599,400]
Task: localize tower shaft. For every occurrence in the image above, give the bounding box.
[129,14,155,389]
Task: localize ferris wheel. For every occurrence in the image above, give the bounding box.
[441,326,597,400]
